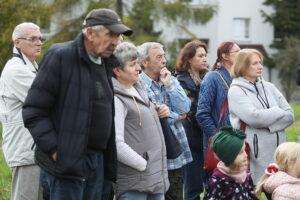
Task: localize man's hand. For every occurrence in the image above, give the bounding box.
[156,104,170,118]
[51,152,57,161]
[160,67,172,86]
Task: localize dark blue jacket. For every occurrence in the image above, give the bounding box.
[177,72,204,150]
[196,67,232,147]
[22,33,117,181]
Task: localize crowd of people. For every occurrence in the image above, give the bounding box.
[0,7,298,200]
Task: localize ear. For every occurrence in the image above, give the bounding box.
[141,59,148,68]
[85,27,94,41]
[112,67,121,77]
[287,161,295,169]
[222,53,230,61]
[14,39,21,48]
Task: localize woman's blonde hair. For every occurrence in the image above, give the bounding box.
[255,142,300,198]
[231,49,263,78]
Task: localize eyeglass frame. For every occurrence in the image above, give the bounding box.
[18,37,45,43]
[228,49,240,54]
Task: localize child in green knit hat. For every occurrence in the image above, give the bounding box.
[204,126,258,200]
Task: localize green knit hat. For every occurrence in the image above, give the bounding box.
[211,126,246,165]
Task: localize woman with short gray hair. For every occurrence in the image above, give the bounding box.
[112,41,169,199]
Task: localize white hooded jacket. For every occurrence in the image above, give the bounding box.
[0,47,38,167]
[228,77,294,183]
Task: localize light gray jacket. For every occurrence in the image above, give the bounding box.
[0,47,38,167]
[113,78,169,198]
[228,77,294,183]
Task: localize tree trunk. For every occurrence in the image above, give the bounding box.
[116,0,123,18]
[268,67,272,82]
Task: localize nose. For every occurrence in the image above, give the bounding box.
[243,150,248,158]
[117,35,123,45]
[161,56,167,65]
[36,39,43,45]
[136,63,142,71]
[112,35,122,46]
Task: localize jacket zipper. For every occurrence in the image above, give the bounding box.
[131,96,142,126]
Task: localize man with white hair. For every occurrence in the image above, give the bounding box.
[0,22,43,200]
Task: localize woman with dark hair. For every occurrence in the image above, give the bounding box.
[196,41,240,158]
[175,40,208,200]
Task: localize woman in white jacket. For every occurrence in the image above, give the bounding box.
[228,49,294,183]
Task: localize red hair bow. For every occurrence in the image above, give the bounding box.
[265,163,279,175]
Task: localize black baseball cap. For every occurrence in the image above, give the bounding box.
[83,8,133,36]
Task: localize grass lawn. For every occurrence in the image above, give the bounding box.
[1,105,300,200]
[0,123,11,200]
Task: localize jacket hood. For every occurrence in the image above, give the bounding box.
[231,77,267,93]
[112,78,150,106]
[263,171,300,194]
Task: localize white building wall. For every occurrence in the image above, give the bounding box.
[217,0,275,53]
[157,0,276,69]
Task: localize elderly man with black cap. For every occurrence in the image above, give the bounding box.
[22,8,132,200]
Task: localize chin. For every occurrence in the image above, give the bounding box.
[100,51,113,58]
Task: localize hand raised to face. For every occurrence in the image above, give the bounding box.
[160,67,172,86]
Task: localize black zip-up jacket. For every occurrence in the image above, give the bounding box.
[22,33,117,181]
[176,72,204,150]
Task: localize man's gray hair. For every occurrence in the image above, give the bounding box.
[113,41,139,69]
[12,22,40,40]
[82,25,106,35]
[137,42,164,63]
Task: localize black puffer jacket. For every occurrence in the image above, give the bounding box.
[22,33,117,181]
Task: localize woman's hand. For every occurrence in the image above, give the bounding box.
[156,104,170,118]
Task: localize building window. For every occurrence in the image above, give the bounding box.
[189,0,211,5]
[233,18,250,40]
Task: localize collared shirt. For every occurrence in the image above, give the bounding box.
[140,72,192,170]
[88,53,102,65]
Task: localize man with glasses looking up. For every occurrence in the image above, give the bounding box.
[0,22,43,200]
[22,8,132,200]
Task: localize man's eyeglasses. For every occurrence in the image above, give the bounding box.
[18,37,46,43]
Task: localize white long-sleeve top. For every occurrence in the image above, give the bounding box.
[114,87,147,172]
